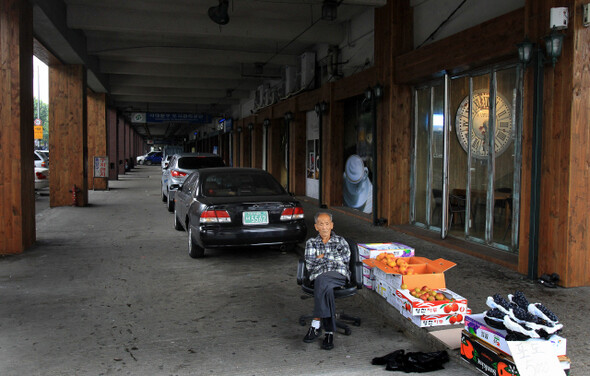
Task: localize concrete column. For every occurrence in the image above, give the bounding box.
[0,0,34,254]
[107,108,118,180]
[48,64,88,207]
[87,92,108,190]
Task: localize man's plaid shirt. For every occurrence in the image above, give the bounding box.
[305,232,351,281]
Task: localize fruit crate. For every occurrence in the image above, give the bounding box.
[394,287,468,316]
[363,257,456,290]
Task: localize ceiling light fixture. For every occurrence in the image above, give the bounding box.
[209,0,230,25]
[322,0,338,21]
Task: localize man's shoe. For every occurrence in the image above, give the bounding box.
[321,333,334,350]
[303,327,322,343]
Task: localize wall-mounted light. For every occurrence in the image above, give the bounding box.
[248,122,254,131]
[237,126,242,133]
[543,28,564,67]
[284,111,294,122]
[518,29,564,69]
[365,83,384,101]
[315,101,329,115]
[263,118,270,127]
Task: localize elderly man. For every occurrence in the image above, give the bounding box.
[303,211,350,350]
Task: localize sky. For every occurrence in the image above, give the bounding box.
[33,56,49,103]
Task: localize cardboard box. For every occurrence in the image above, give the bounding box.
[357,242,415,260]
[402,308,467,327]
[461,331,570,376]
[465,313,567,356]
[362,264,374,290]
[373,276,395,300]
[363,257,456,290]
[394,287,468,316]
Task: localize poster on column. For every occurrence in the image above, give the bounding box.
[342,97,373,214]
[94,156,109,178]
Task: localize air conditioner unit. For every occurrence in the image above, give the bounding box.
[254,85,264,108]
[300,51,316,90]
[283,65,298,95]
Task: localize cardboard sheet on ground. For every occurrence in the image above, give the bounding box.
[429,327,463,349]
[507,340,563,376]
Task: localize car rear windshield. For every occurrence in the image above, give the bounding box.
[202,173,284,197]
[178,156,225,169]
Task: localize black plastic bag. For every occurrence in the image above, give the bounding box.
[373,350,449,373]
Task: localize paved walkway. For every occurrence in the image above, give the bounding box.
[2,165,586,375]
[2,166,476,376]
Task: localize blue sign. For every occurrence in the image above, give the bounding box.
[146,112,212,124]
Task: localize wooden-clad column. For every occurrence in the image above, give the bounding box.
[520,0,590,287]
[107,108,118,180]
[87,92,108,190]
[117,115,125,174]
[266,119,282,183]
[252,122,262,169]
[375,0,413,225]
[48,64,88,207]
[0,0,34,254]
[289,113,306,196]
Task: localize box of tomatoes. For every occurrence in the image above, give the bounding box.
[394,287,468,316]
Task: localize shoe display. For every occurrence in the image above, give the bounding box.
[484,291,563,340]
[303,327,322,343]
[321,333,334,350]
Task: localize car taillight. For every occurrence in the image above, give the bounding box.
[200,209,231,223]
[171,170,187,178]
[35,171,47,180]
[281,206,304,221]
[41,161,47,167]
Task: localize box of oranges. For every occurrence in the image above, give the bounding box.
[363,255,456,290]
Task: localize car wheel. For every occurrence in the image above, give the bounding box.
[174,209,184,231]
[161,185,167,202]
[188,226,204,258]
[167,193,174,212]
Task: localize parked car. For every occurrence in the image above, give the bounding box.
[34,150,48,168]
[161,153,225,212]
[161,154,173,170]
[144,151,163,165]
[137,151,160,165]
[37,150,49,161]
[173,167,307,258]
[35,167,49,190]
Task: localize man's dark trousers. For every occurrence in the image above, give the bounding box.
[313,271,347,332]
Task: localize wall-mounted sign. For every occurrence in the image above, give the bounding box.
[146,112,211,124]
[131,113,146,123]
[34,125,43,139]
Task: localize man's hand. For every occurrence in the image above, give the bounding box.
[316,254,324,259]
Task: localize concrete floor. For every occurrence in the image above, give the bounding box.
[2,166,479,376]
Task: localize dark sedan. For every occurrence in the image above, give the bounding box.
[173,168,307,258]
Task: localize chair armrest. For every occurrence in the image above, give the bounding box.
[297,258,305,285]
[353,261,363,289]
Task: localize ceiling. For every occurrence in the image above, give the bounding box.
[32,0,386,140]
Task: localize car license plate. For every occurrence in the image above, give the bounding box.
[243,211,269,225]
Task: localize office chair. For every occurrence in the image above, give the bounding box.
[296,237,363,335]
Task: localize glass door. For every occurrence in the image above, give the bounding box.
[412,64,522,252]
[411,81,445,230]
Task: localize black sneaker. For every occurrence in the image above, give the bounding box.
[321,333,334,350]
[303,327,322,343]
